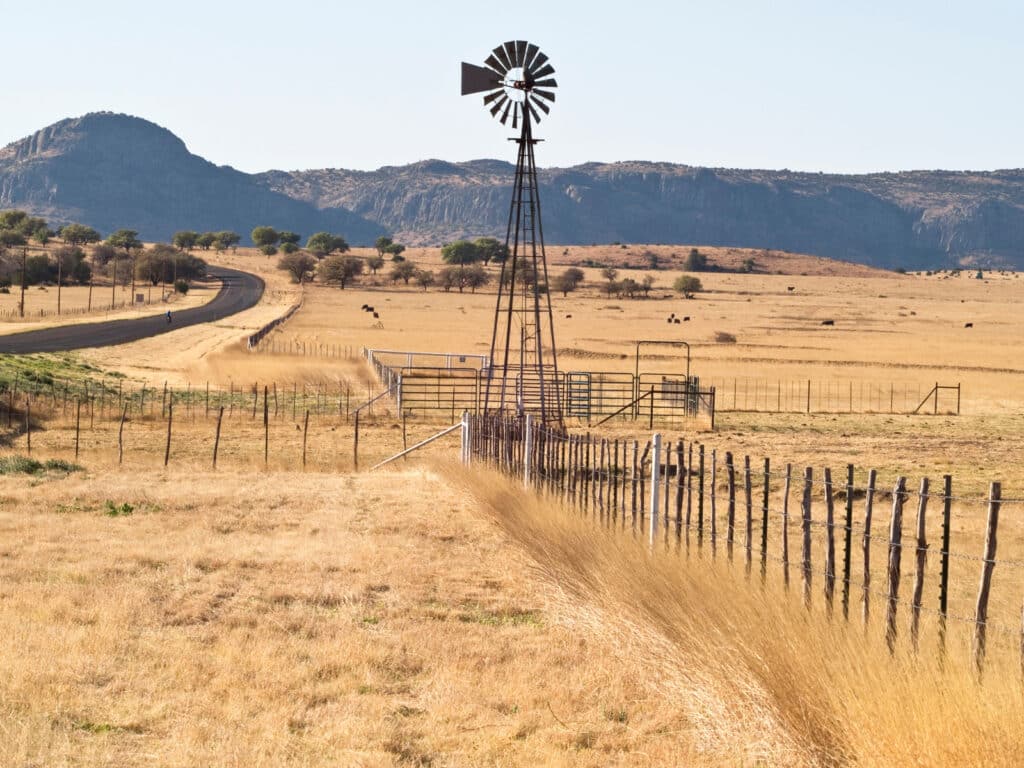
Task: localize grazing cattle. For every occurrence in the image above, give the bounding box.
[683,316,690,321]
[965,322,973,328]
[666,317,672,323]
[821,319,835,326]
[787,286,795,291]
[565,314,572,319]
[373,312,380,319]
[673,318,681,324]
[361,304,368,310]
[365,306,375,312]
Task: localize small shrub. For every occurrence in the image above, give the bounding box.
[0,456,43,475]
[104,500,134,517]
[174,279,189,295]
[714,331,737,344]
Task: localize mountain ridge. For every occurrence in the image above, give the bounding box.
[4,113,1024,268]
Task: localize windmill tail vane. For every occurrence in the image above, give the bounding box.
[461,41,563,427]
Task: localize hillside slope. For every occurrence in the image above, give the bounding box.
[0,113,385,244]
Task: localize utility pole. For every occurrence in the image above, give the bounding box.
[19,247,26,318]
[111,255,117,310]
[56,250,62,315]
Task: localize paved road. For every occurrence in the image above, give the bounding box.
[0,267,264,353]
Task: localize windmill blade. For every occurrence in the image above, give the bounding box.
[512,102,519,129]
[503,41,518,68]
[532,78,558,89]
[482,89,504,105]
[492,43,512,71]
[514,40,527,67]
[499,100,513,125]
[462,62,502,95]
[484,53,508,75]
[532,89,556,103]
[489,94,509,117]
[525,100,541,124]
[523,43,540,71]
[530,63,555,80]
[530,95,550,115]
[528,51,548,72]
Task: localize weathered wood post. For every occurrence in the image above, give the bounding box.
[910,477,930,652]
[302,410,309,468]
[25,400,31,455]
[862,468,877,626]
[842,464,855,620]
[649,433,662,548]
[212,406,224,468]
[710,449,717,554]
[164,403,173,467]
[885,477,908,654]
[782,463,792,587]
[263,385,270,466]
[523,413,533,488]
[760,457,770,579]
[725,452,736,560]
[353,411,360,471]
[74,398,82,460]
[639,440,651,525]
[743,456,753,573]
[824,468,836,613]
[675,440,685,535]
[938,474,953,660]
[117,402,127,465]
[974,481,1002,675]
[801,467,813,607]
[697,444,705,539]
[630,441,640,526]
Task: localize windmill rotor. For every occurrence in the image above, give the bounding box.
[461,40,557,125]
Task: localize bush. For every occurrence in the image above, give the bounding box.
[104,500,134,517]
[673,275,703,298]
[174,279,189,294]
[714,331,737,344]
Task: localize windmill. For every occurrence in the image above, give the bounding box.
[461,41,563,426]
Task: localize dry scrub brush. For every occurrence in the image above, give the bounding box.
[455,466,1024,766]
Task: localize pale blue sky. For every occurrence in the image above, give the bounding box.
[4,1,1021,174]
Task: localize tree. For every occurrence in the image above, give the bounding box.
[195,232,217,250]
[279,242,299,254]
[91,243,117,267]
[640,274,655,297]
[216,231,241,252]
[438,266,460,292]
[53,246,89,285]
[107,229,143,254]
[390,260,417,285]
[306,232,349,258]
[740,257,757,273]
[136,244,175,285]
[59,224,101,247]
[172,231,199,251]
[22,254,54,286]
[279,231,301,246]
[251,226,280,248]
[600,266,618,284]
[319,254,363,288]
[552,267,585,296]
[673,274,703,298]
[260,245,278,257]
[474,237,508,265]
[620,278,640,298]
[441,240,481,265]
[464,264,490,293]
[0,231,27,248]
[414,269,434,291]
[684,248,708,271]
[374,236,393,258]
[386,243,406,261]
[277,252,316,283]
[643,251,661,270]
[366,255,385,275]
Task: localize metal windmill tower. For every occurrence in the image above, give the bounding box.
[461,40,563,425]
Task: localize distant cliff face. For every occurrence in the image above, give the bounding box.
[259,160,1024,269]
[0,113,385,244]
[5,113,1024,268]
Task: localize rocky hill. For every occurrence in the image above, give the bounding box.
[259,160,1024,269]
[5,113,1024,268]
[0,113,385,244]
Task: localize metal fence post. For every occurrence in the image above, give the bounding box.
[461,410,471,465]
[649,433,662,547]
[523,413,533,488]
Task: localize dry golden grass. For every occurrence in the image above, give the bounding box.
[0,462,714,766]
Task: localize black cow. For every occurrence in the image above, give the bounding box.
[821,319,835,326]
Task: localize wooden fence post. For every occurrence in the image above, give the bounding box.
[781,463,791,588]
[910,477,930,652]
[974,482,1002,675]
[523,414,533,488]
[743,456,753,573]
[697,444,705,539]
[885,477,908,654]
[801,467,813,607]
[824,468,836,613]
[649,433,662,548]
[302,410,309,469]
[630,441,639,526]
[117,402,127,464]
[675,440,685,534]
[263,385,270,466]
[842,464,854,620]
[164,403,173,467]
[25,400,31,455]
[710,449,717,554]
[938,474,952,660]
[74,398,82,460]
[212,406,224,468]
[862,468,877,627]
[353,411,360,470]
[726,452,736,560]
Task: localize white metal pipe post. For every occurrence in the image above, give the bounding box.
[523,413,534,488]
[649,433,662,547]
[460,411,470,465]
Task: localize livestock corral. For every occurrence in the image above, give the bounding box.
[2,246,1024,765]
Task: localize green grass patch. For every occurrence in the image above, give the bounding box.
[104,500,134,517]
[0,456,83,476]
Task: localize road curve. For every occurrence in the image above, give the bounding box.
[0,267,264,354]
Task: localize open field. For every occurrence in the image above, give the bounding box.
[3,244,1024,765]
